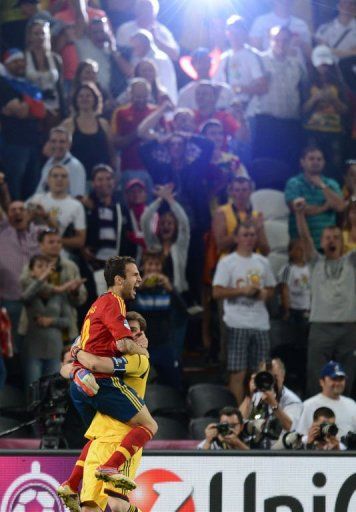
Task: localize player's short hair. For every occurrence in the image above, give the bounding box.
[219,406,243,424]
[127,311,147,332]
[104,256,137,287]
[29,254,50,270]
[313,407,335,421]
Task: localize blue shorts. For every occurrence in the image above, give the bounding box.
[70,377,145,427]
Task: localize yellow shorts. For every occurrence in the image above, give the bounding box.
[80,437,142,511]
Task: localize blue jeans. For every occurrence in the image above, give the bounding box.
[24,358,60,390]
[2,143,41,200]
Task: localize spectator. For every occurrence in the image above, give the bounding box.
[303,45,348,177]
[120,178,154,263]
[82,164,121,274]
[193,81,239,142]
[342,200,356,253]
[171,107,195,134]
[133,249,181,388]
[304,407,342,450]
[72,59,100,95]
[111,78,157,181]
[1,0,53,51]
[54,0,107,86]
[178,47,234,110]
[212,222,276,403]
[285,145,344,249]
[29,165,86,254]
[215,15,268,117]
[249,26,306,170]
[201,119,249,207]
[315,0,356,61]
[240,358,303,434]
[129,29,177,104]
[213,176,269,257]
[249,0,311,59]
[36,127,86,197]
[295,199,356,395]
[297,361,356,438]
[21,254,71,388]
[141,184,190,294]
[117,59,168,105]
[116,0,180,61]
[0,48,45,199]
[75,17,131,100]
[343,159,356,200]
[20,228,87,340]
[62,82,115,180]
[197,406,249,450]
[278,239,310,390]
[0,193,45,351]
[25,20,65,127]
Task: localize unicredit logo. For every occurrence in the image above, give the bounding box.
[130,469,195,511]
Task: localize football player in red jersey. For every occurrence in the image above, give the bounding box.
[60,256,158,502]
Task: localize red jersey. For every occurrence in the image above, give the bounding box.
[76,292,132,377]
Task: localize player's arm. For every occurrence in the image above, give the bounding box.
[116,337,149,357]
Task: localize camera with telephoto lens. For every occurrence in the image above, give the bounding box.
[341,431,356,450]
[280,431,303,450]
[254,371,275,392]
[215,422,232,436]
[316,422,339,441]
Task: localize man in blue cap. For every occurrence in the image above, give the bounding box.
[297,361,356,439]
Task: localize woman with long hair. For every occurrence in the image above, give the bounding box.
[303,45,348,178]
[61,81,115,180]
[25,20,65,125]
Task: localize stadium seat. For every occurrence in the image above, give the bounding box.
[264,220,289,253]
[268,252,289,278]
[153,416,188,440]
[189,417,218,440]
[249,158,291,191]
[187,384,237,418]
[145,384,187,420]
[251,189,289,221]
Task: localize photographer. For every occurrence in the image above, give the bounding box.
[304,407,342,451]
[197,406,249,450]
[240,359,302,435]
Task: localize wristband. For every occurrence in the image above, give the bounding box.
[112,356,128,376]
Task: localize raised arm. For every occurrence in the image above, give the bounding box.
[294,198,316,261]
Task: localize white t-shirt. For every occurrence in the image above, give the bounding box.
[278,262,311,310]
[297,393,356,438]
[213,252,276,330]
[29,193,86,236]
[249,12,312,50]
[316,17,356,54]
[116,20,179,55]
[215,46,264,117]
[178,80,234,110]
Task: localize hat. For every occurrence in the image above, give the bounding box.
[125,179,146,191]
[312,45,334,67]
[2,48,25,65]
[320,361,346,379]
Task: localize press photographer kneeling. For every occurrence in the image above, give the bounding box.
[198,406,249,450]
[239,359,302,448]
[304,407,342,450]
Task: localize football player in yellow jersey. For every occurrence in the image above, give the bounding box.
[58,311,149,512]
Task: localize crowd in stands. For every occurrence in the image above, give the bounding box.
[0,0,356,448]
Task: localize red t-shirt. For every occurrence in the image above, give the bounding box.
[194,110,239,139]
[112,103,157,171]
[77,291,132,377]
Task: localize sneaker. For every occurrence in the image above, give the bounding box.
[57,483,80,512]
[95,466,137,490]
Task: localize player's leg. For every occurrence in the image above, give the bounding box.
[107,497,143,512]
[57,439,93,510]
